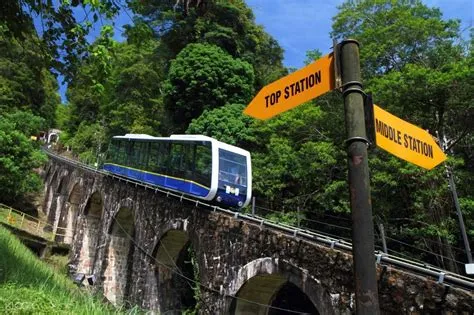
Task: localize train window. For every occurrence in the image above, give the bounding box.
[194,142,212,187]
[218,149,247,188]
[130,141,147,168]
[139,142,149,167]
[110,140,120,163]
[148,141,160,173]
[169,142,184,176]
[158,142,171,173]
[129,141,137,167]
[182,142,194,175]
[107,139,119,164]
[125,140,134,166]
[117,140,127,165]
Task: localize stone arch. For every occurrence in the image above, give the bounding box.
[42,163,52,180]
[56,180,84,244]
[47,167,59,186]
[103,201,135,306]
[43,168,59,216]
[47,171,70,232]
[48,132,59,144]
[56,174,68,194]
[226,257,335,315]
[77,191,104,276]
[149,219,197,314]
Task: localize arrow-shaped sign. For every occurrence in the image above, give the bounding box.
[373,105,447,169]
[244,53,335,120]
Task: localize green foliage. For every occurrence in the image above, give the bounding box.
[265,211,300,227]
[129,0,286,90]
[0,0,120,79]
[332,0,460,78]
[331,0,473,270]
[107,56,163,136]
[186,103,256,146]
[67,121,106,165]
[182,246,201,315]
[304,49,323,65]
[0,226,118,314]
[66,40,164,155]
[43,254,69,275]
[0,25,60,127]
[3,111,46,137]
[0,111,47,203]
[249,99,349,214]
[55,104,71,131]
[4,0,469,274]
[164,43,254,130]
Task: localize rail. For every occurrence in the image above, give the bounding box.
[44,149,474,291]
[0,203,71,243]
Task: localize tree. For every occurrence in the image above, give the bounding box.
[106,45,164,136]
[331,0,473,271]
[331,0,460,78]
[65,39,165,160]
[129,0,286,91]
[0,25,60,127]
[164,43,254,131]
[67,121,106,165]
[186,103,256,146]
[0,111,47,203]
[0,0,120,79]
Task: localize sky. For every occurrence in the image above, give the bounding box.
[246,0,473,69]
[48,0,473,102]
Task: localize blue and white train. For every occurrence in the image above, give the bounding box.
[102,134,252,208]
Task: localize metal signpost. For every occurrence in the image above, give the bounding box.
[244,40,381,314]
[339,39,380,314]
[244,36,452,314]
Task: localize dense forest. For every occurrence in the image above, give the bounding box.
[1,0,472,274]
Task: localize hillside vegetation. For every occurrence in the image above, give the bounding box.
[0,225,118,314]
[1,0,472,274]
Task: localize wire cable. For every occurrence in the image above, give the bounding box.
[109,209,309,314]
[385,236,466,266]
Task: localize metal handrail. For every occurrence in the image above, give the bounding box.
[0,203,71,243]
[43,148,474,290]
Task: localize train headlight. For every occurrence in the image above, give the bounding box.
[216,196,222,202]
[238,201,243,207]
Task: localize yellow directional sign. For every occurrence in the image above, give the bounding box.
[373,105,447,170]
[244,53,335,120]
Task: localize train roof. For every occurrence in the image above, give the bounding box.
[114,134,215,141]
[112,134,250,156]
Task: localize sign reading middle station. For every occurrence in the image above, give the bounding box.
[244,53,335,120]
[373,104,447,170]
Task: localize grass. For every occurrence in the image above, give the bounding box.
[43,254,69,275]
[0,225,120,314]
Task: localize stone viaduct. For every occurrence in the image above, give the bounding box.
[41,153,473,314]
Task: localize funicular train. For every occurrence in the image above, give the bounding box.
[103,134,252,208]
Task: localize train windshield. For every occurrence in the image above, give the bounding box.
[218,149,247,189]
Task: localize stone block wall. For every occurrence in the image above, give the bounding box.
[103,235,132,305]
[42,157,474,315]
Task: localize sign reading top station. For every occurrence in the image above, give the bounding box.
[373,105,447,170]
[244,53,335,120]
[243,47,446,170]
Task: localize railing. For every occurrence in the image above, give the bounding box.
[44,148,474,290]
[0,203,71,244]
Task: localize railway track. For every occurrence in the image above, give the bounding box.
[44,149,474,291]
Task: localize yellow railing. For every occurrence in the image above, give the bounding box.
[0,203,72,243]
